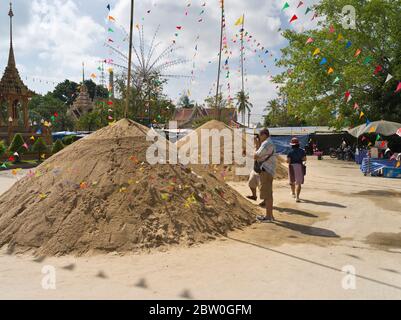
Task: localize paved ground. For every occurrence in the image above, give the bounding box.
[0,158,401,299]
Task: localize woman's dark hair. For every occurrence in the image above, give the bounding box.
[259,129,270,138]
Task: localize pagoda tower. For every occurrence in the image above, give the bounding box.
[0,3,33,132]
[68,63,94,120]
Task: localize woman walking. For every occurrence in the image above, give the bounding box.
[287,138,306,203]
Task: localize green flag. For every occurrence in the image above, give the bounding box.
[108,27,114,32]
[333,76,340,84]
[363,56,372,65]
[305,7,312,15]
[376,134,381,141]
[282,2,290,10]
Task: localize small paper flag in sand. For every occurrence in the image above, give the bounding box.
[119,187,127,193]
[130,155,139,164]
[38,193,47,200]
[80,182,88,189]
[160,193,170,201]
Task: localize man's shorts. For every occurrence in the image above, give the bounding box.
[260,170,273,201]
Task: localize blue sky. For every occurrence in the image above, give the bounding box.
[0,0,320,124]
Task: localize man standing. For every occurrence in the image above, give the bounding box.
[254,129,276,222]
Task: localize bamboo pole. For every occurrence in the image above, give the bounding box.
[125,0,135,118]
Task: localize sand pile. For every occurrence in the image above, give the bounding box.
[176,120,287,181]
[0,119,257,256]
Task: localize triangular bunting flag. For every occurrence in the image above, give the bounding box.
[313,48,320,56]
[282,2,290,10]
[289,15,298,23]
[385,74,393,83]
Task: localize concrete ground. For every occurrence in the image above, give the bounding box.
[0,158,401,299]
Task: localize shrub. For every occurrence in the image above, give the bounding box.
[32,138,48,162]
[62,135,78,146]
[8,133,26,162]
[52,139,65,154]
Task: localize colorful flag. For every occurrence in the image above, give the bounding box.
[359,111,365,119]
[354,49,361,57]
[385,74,393,83]
[327,67,334,74]
[289,15,298,23]
[305,37,314,44]
[320,58,327,65]
[395,82,401,93]
[282,2,290,10]
[297,1,304,8]
[313,48,320,56]
[234,16,244,26]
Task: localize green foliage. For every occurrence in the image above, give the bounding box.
[52,139,65,154]
[113,74,176,125]
[0,140,6,156]
[264,99,306,127]
[32,138,48,161]
[235,90,253,124]
[52,80,78,106]
[62,135,79,146]
[75,111,103,132]
[272,0,401,128]
[29,93,74,132]
[8,134,26,157]
[178,94,195,108]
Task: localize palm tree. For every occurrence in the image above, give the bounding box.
[235,90,253,126]
[178,94,195,109]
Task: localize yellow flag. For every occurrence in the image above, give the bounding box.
[313,48,320,56]
[337,33,343,41]
[234,15,244,26]
[359,111,365,119]
[328,67,334,74]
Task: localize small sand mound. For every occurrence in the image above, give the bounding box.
[176,120,287,181]
[0,119,257,256]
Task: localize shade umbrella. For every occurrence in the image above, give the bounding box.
[348,120,401,138]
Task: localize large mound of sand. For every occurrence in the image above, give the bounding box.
[0,119,257,256]
[176,120,287,181]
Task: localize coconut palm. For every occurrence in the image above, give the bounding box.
[235,90,253,125]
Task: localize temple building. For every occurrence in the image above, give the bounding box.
[0,3,42,143]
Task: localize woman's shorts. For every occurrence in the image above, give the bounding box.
[248,170,260,189]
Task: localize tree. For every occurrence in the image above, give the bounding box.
[264,99,306,127]
[52,80,79,106]
[29,93,74,132]
[32,138,48,162]
[52,139,65,154]
[8,134,26,162]
[272,0,401,128]
[235,90,253,125]
[75,111,101,132]
[83,80,109,100]
[178,94,195,108]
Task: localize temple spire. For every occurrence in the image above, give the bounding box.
[8,2,16,68]
[82,62,85,83]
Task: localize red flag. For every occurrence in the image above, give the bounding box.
[289,15,298,23]
[374,65,382,75]
[329,25,335,33]
[176,26,182,30]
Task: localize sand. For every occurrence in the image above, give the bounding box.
[176,120,288,181]
[0,119,258,256]
[1,158,401,299]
